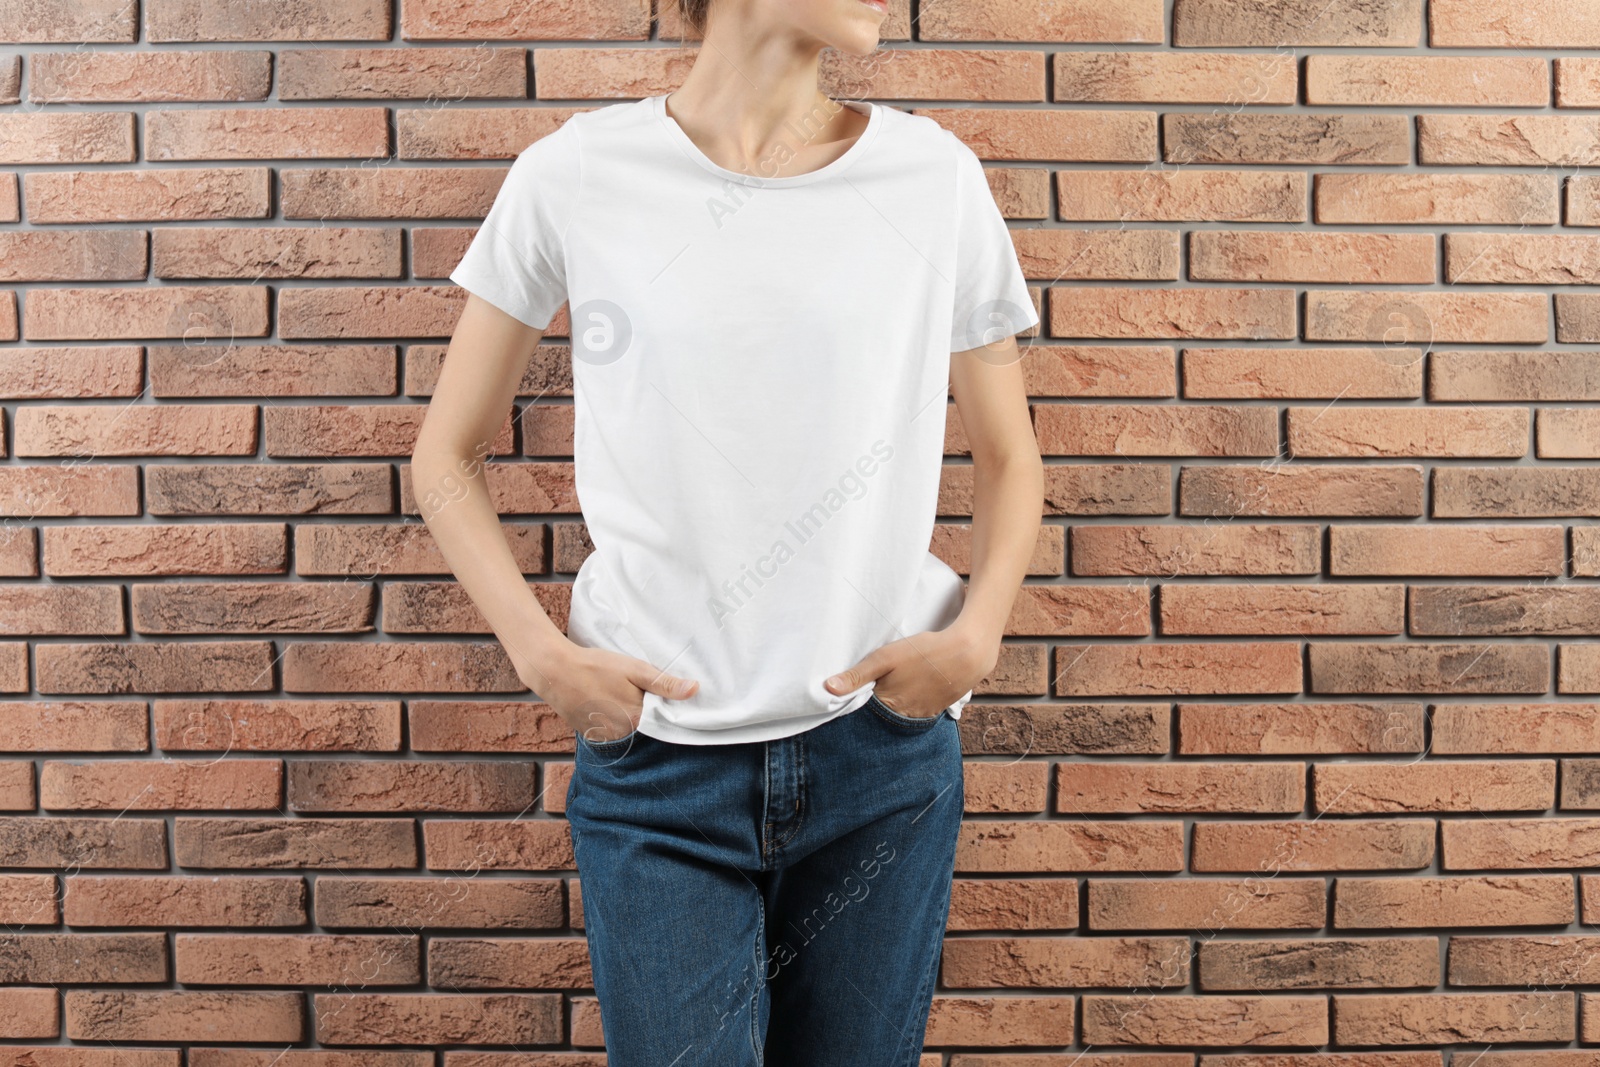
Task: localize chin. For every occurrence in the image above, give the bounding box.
[794,0,884,56]
[828,25,883,56]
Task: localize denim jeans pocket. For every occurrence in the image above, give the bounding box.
[578,726,641,757]
[865,693,947,730]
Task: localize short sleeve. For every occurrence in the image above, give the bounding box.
[947,135,1038,352]
[449,117,582,331]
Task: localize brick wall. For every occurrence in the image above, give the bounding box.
[2,0,1599,1060]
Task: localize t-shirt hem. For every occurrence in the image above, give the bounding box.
[634,691,874,745]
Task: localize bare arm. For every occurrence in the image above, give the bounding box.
[824,333,1043,716]
[412,293,697,741]
[944,333,1045,659]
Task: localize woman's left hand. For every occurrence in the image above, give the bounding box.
[825,625,998,719]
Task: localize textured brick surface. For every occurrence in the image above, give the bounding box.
[1,0,1597,1059]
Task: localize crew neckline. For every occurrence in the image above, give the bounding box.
[652,92,883,188]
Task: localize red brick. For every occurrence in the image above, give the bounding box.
[0,585,121,635]
[174,933,418,985]
[1083,993,1328,1046]
[1071,523,1320,577]
[44,523,287,578]
[1058,761,1304,814]
[1306,290,1547,344]
[30,50,272,102]
[154,227,401,279]
[1054,641,1302,696]
[1330,524,1566,577]
[1338,875,1573,929]
[1174,0,1422,45]
[24,167,271,223]
[1442,818,1600,869]
[0,701,149,752]
[0,987,60,1038]
[0,0,138,41]
[408,701,570,754]
[1307,55,1547,106]
[1538,408,1600,458]
[948,878,1079,931]
[1200,936,1440,990]
[1090,878,1324,931]
[1562,646,1600,693]
[15,404,258,457]
[66,990,301,1042]
[65,875,306,926]
[401,0,648,41]
[288,759,535,813]
[1192,819,1435,872]
[313,876,564,929]
[145,0,390,41]
[957,821,1184,873]
[173,817,416,869]
[1056,52,1295,104]
[1035,403,1276,456]
[281,47,527,100]
[1024,347,1177,399]
[956,703,1169,757]
[295,522,542,578]
[1309,641,1549,694]
[0,347,145,404]
[1177,463,1427,518]
[35,640,276,694]
[965,762,1049,813]
[1451,934,1600,985]
[915,108,1157,162]
[925,996,1075,1047]
[1058,170,1306,223]
[313,992,560,1045]
[427,937,589,989]
[942,935,1188,988]
[1180,703,1425,756]
[1434,703,1600,754]
[1419,115,1600,166]
[1191,231,1435,284]
[41,758,283,810]
[0,875,61,925]
[147,107,388,160]
[1315,760,1555,814]
[1433,350,1600,404]
[919,0,1162,41]
[281,166,507,220]
[154,699,400,752]
[0,113,135,164]
[0,230,147,282]
[24,285,269,341]
[1333,991,1572,1044]
[1412,584,1600,636]
[1165,113,1410,165]
[1049,287,1296,339]
[1433,467,1600,518]
[1289,405,1528,458]
[1431,0,1600,46]
[1185,347,1422,399]
[423,819,573,871]
[1164,581,1404,636]
[1316,172,1558,225]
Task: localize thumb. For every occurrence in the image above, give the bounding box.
[825,648,891,695]
[628,660,699,700]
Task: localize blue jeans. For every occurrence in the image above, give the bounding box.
[565,693,965,1065]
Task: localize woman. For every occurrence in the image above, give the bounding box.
[411,0,1044,1061]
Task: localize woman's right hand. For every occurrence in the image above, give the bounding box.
[514,640,699,744]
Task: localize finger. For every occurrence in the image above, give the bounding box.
[627,661,699,699]
[825,645,896,694]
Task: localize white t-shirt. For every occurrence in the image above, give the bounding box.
[449,92,1038,745]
